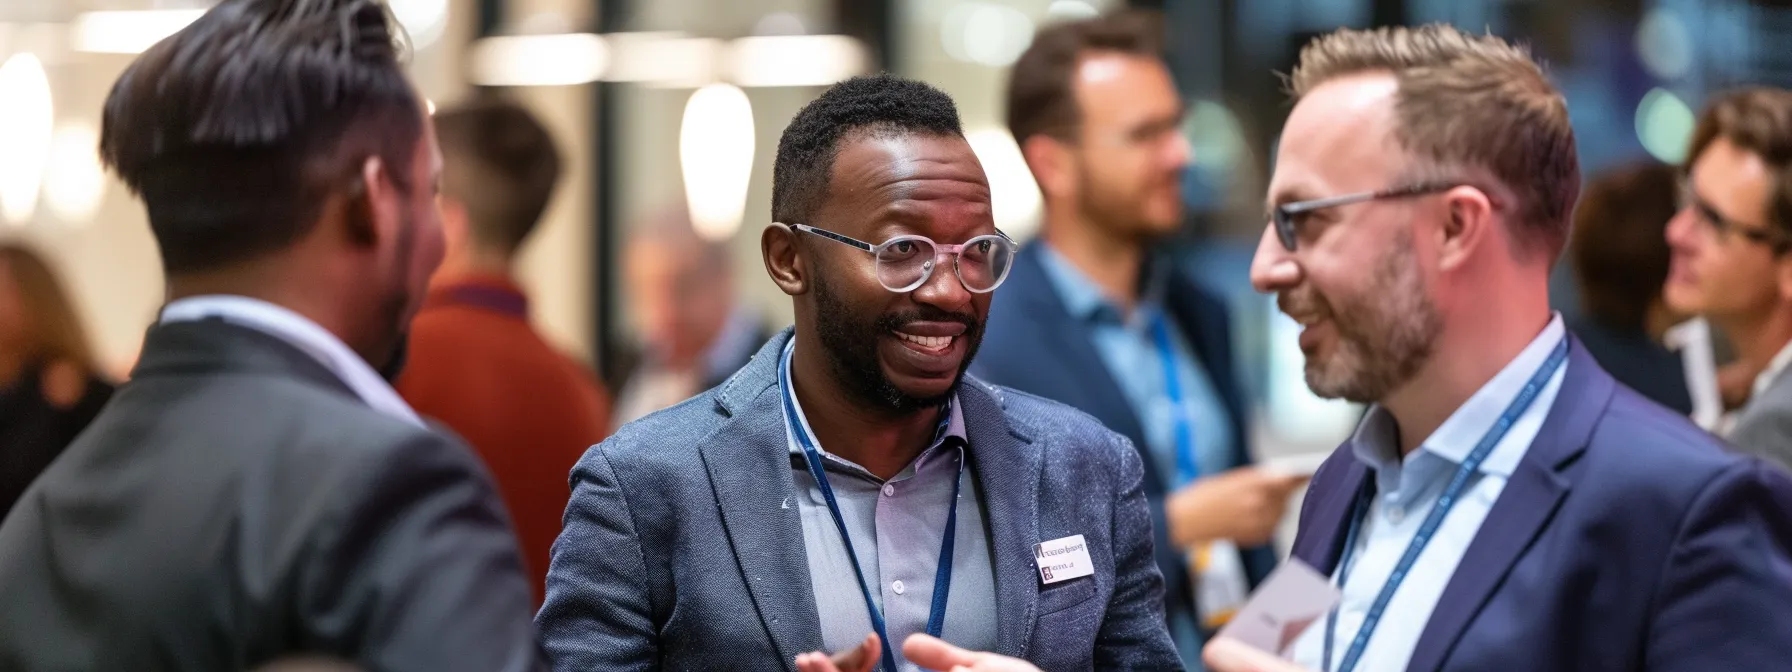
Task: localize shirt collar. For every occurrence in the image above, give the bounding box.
[1037,243,1168,326]
[424,274,529,319]
[1754,338,1792,399]
[1352,313,1567,481]
[159,295,425,428]
[778,338,966,471]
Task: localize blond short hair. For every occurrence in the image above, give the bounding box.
[1288,24,1581,260]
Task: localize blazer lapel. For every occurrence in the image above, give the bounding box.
[960,379,1042,659]
[698,333,824,671]
[1290,451,1370,574]
[1405,340,1612,672]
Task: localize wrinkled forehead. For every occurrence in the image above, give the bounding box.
[825,131,992,234]
[1268,73,1407,206]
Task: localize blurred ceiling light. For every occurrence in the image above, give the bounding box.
[388,0,449,49]
[0,53,53,226]
[1636,8,1693,81]
[70,9,204,54]
[44,122,104,226]
[426,98,437,115]
[1637,87,1694,164]
[942,2,1035,68]
[468,33,609,86]
[679,84,755,241]
[603,34,721,87]
[1045,0,1102,22]
[727,35,867,87]
[966,128,1042,241]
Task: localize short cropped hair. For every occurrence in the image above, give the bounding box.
[1686,87,1792,238]
[1006,9,1164,145]
[434,98,563,254]
[1570,162,1679,332]
[99,0,423,275]
[771,74,964,225]
[1288,24,1581,260]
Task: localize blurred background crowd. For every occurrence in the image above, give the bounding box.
[0,0,1785,584]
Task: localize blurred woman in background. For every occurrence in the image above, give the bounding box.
[1567,162,1694,414]
[0,243,114,517]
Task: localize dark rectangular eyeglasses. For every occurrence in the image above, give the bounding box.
[1270,182,1463,251]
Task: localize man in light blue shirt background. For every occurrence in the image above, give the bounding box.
[972,11,1306,667]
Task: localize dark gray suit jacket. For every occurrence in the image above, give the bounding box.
[537,329,1181,672]
[0,320,543,671]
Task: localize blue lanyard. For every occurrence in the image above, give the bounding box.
[778,344,961,672]
[1321,337,1568,672]
[1148,312,1200,486]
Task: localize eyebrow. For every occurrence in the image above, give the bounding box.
[1264,186,1321,218]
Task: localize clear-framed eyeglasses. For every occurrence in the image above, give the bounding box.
[786,223,1017,294]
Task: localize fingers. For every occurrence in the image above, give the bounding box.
[797,633,881,672]
[1203,637,1311,672]
[902,634,979,669]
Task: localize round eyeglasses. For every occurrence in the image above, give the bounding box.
[788,223,1016,294]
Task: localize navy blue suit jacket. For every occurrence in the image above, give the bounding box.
[971,243,1277,629]
[1291,338,1792,672]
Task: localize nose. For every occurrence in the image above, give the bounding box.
[1664,206,1698,251]
[910,250,975,311]
[1249,225,1301,294]
[1165,132,1192,171]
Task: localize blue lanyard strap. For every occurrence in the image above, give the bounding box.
[1322,337,1568,672]
[1148,312,1200,485]
[779,344,961,672]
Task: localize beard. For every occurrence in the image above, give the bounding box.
[811,271,983,414]
[1282,230,1441,403]
[376,208,420,383]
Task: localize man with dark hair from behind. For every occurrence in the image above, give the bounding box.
[540,73,1179,671]
[0,1,541,670]
[395,96,612,607]
[1566,162,1693,414]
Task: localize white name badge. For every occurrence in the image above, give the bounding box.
[1034,534,1095,585]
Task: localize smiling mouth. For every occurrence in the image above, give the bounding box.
[895,332,954,353]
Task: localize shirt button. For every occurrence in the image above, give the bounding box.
[882,484,896,497]
[892,580,906,595]
[1387,506,1405,524]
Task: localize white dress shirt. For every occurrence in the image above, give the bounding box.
[159,295,424,428]
[1289,315,1567,672]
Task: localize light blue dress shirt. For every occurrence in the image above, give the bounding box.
[779,339,998,672]
[1037,245,1239,666]
[1289,315,1568,672]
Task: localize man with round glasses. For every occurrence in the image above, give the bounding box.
[1237,24,1792,672]
[1663,87,1792,469]
[539,74,1180,672]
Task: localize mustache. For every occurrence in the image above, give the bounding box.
[875,305,980,333]
[1277,287,1328,319]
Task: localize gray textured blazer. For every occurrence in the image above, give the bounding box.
[1732,368,1792,472]
[538,329,1182,671]
[0,319,543,672]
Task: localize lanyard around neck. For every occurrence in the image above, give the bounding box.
[1321,336,1568,672]
[778,343,962,672]
[1148,311,1201,485]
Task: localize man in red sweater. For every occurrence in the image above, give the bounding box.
[396,98,611,605]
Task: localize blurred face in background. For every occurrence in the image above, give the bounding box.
[626,235,733,368]
[1251,73,1445,403]
[1064,51,1190,239]
[1664,137,1792,324]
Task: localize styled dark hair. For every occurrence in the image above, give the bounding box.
[771,73,964,225]
[434,98,562,254]
[1570,162,1679,332]
[1005,10,1164,145]
[1687,87,1792,238]
[99,0,423,275]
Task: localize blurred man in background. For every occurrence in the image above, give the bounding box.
[971,11,1294,664]
[1259,25,1792,672]
[1664,87,1792,470]
[395,97,610,603]
[1566,162,1692,414]
[0,243,114,518]
[0,1,541,670]
[610,209,769,428]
